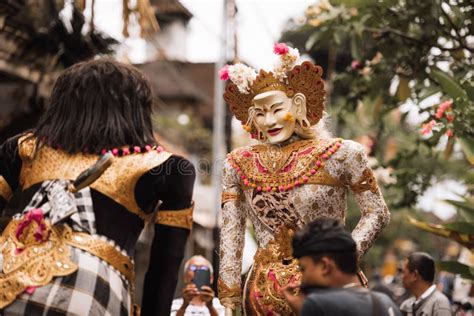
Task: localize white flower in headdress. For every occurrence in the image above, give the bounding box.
[220,63,257,94]
[273,43,300,81]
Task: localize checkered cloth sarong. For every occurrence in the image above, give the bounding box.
[1,180,132,316]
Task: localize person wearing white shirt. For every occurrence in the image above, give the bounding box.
[400,252,452,316]
[170,256,225,316]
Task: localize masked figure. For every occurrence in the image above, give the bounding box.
[0,59,195,316]
[218,44,390,315]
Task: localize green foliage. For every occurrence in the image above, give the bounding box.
[436,261,474,281]
[445,198,474,222]
[431,70,468,101]
[457,137,474,165]
[281,0,473,206]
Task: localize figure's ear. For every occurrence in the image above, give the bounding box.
[257,129,267,142]
[413,269,420,282]
[320,256,332,276]
[292,93,310,129]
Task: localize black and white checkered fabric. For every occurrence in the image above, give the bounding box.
[17,180,96,234]
[1,180,132,316]
[1,247,131,316]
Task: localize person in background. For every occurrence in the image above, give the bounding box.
[400,252,452,316]
[282,217,400,316]
[372,271,396,302]
[171,256,225,316]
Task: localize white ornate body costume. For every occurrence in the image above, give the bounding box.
[218,45,390,315]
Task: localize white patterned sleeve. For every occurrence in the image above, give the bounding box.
[218,158,246,309]
[341,141,390,260]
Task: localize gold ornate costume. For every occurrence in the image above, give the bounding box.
[18,135,173,220]
[0,135,196,314]
[219,138,390,314]
[218,44,390,314]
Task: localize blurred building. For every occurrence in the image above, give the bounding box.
[147,0,193,61]
[136,60,215,128]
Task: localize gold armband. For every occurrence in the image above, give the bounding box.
[0,176,13,202]
[218,278,241,308]
[221,191,239,205]
[155,201,194,230]
[350,168,379,195]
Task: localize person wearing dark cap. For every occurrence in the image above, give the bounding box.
[282,217,401,316]
[400,252,452,316]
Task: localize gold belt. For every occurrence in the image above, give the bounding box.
[0,220,134,309]
[66,231,135,285]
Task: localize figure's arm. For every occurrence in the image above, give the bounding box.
[0,136,22,216]
[141,156,196,316]
[218,158,246,311]
[341,141,390,260]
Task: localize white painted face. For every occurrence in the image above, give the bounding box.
[252,90,296,144]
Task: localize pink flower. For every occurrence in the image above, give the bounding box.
[421,120,436,135]
[15,208,49,242]
[446,114,455,122]
[25,286,36,295]
[439,100,453,111]
[435,99,453,119]
[273,43,289,55]
[219,65,230,81]
[446,129,454,137]
[435,109,444,119]
[351,60,361,70]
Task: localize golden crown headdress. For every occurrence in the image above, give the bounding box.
[219,43,326,133]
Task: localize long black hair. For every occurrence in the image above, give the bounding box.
[34,58,156,154]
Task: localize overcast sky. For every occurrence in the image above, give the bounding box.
[180,0,314,68]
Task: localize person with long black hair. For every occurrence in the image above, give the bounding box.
[0,58,196,315]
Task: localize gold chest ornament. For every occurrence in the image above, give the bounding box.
[228,138,344,192]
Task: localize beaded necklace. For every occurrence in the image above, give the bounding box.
[100,145,164,157]
[228,138,344,193]
[42,141,163,157]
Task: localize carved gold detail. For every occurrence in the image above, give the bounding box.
[306,170,346,187]
[0,176,13,201]
[66,231,135,285]
[350,168,380,195]
[218,278,242,309]
[246,227,300,315]
[229,139,344,190]
[18,135,172,220]
[287,62,325,126]
[251,69,288,95]
[0,219,135,309]
[221,191,239,205]
[155,202,194,230]
[224,61,325,127]
[0,220,77,308]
